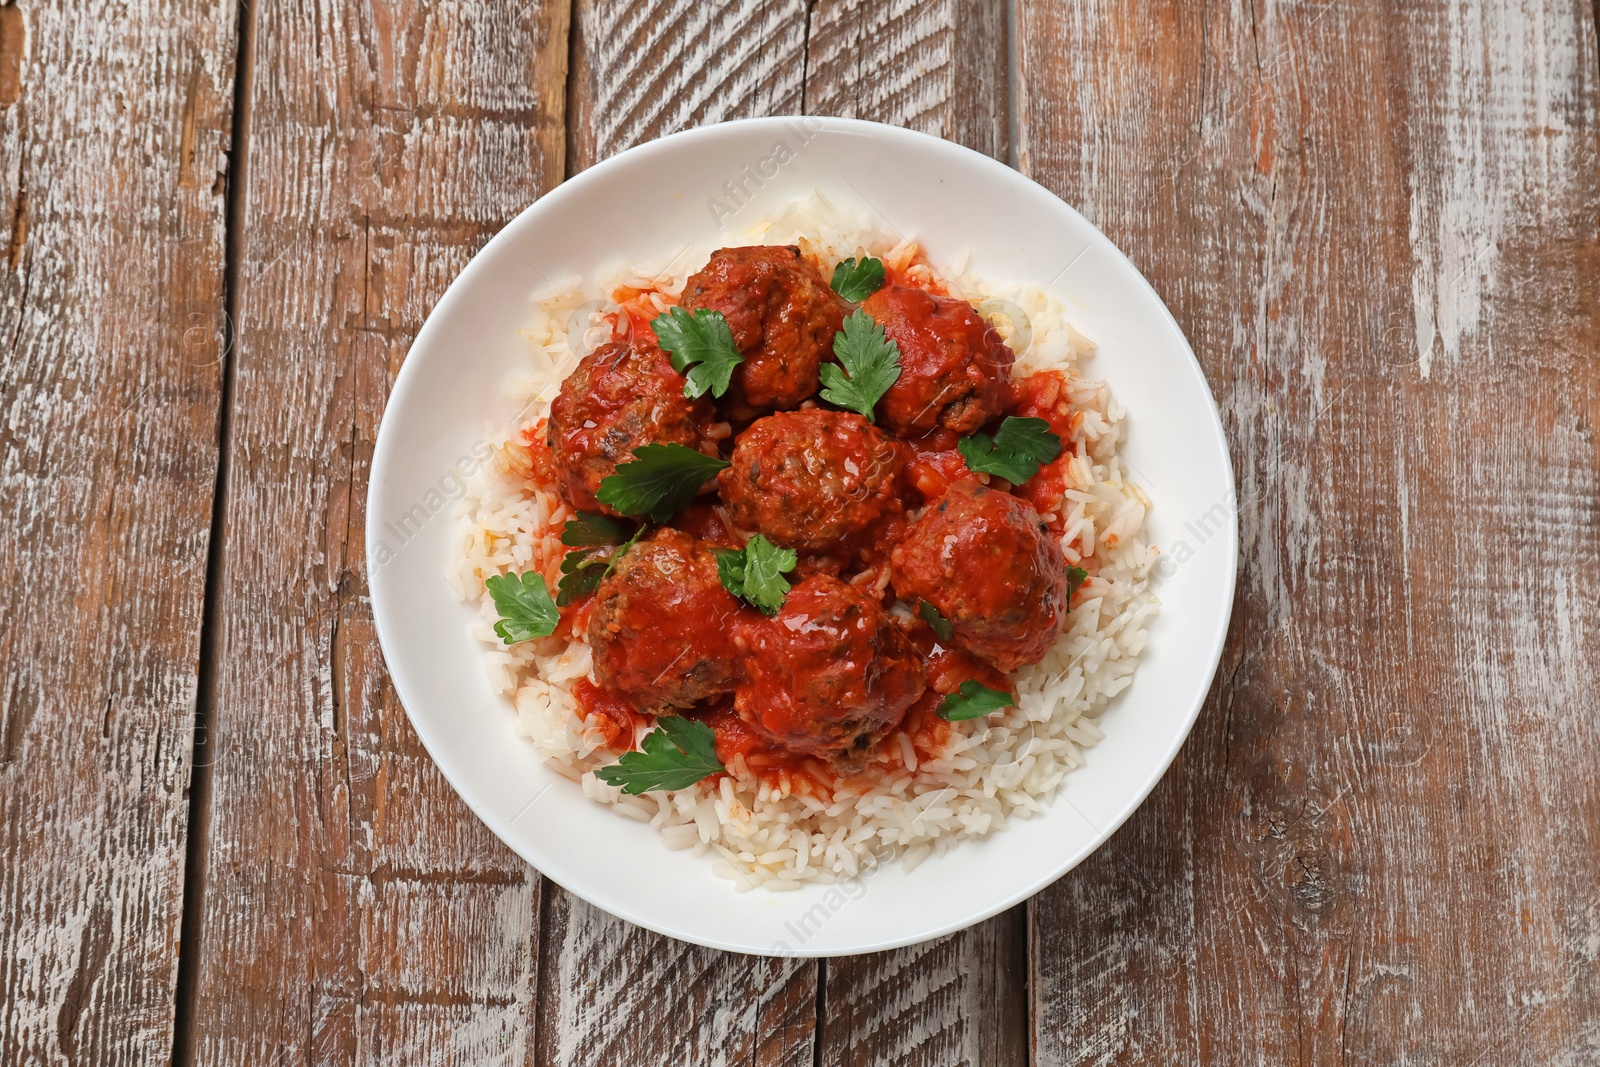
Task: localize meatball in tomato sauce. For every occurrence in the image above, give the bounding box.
[589,529,744,712]
[890,478,1069,672]
[861,284,1013,436]
[736,576,926,762]
[720,408,906,553]
[548,334,721,516]
[680,246,848,418]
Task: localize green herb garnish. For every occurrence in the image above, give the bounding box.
[593,716,726,794]
[956,416,1063,484]
[561,511,631,547]
[1066,565,1088,601]
[650,306,744,400]
[556,550,608,605]
[714,534,798,616]
[596,443,730,523]
[937,681,1016,722]
[484,571,560,644]
[830,256,886,302]
[555,515,643,605]
[918,600,955,643]
[556,526,644,606]
[819,309,902,422]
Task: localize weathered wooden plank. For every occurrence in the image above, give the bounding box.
[819,920,1028,1067]
[183,2,569,1063]
[0,0,234,1061]
[529,6,822,1067]
[1016,0,1600,1063]
[566,0,807,171]
[802,5,1030,1064]
[535,891,818,1067]
[805,0,1009,159]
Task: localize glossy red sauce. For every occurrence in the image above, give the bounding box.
[574,677,653,750]
[673,502,743,549]
[898,691,955,761]
[520,419,558,487]
[901,426,971,503]
[1007,369,1079,532]
[693,702,836,798]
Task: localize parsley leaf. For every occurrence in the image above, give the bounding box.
[485,571,560,644]
[830,256,886,302]
[714,534,798,615]
[650,306,744,399]
[937,680,1016,722]
[956,416,1063,484]
[596,443,730,523]
[918,600,955,643]
[1066,565,1088,601]
[593,715,725,795]
[820,309,902,422]
[561,511,631,547]
[556,550,608,606]
[557,525,647,606]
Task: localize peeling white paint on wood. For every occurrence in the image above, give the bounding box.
[184,2,567,1063]
[1017,0,1600,1063]
[568,0,807,170]
[0,0,233,1061]
[1407,0,1590,377]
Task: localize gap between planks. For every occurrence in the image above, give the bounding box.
[170,0,258,1062]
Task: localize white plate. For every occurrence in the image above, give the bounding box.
[367,117,1236,957]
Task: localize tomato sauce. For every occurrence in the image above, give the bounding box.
[609,287,673,340]
[520,419,558,487]
[1007,369,1078,532]
[573,678,653,750]
[673,502,741,549]
[692,703,836,798]
[900,426,971,503]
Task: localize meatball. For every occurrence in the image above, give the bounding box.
[589,529,744,712]
[680,246,848,417]
[548,334,720,516]
[735,576,926,760]
[861,285,1014,436]
[890,478,1069,671]
[720,408,906,553]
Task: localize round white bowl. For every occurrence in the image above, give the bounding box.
[367,116,1236,957]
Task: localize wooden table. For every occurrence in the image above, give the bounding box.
[3,0,1598,1062]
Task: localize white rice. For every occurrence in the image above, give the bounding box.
[451,192,1159,891]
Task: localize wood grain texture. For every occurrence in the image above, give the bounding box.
[818,920,1028,1067]
[806,0,1010,159]
[0,0,234,1061]
[567,0,807,172]
[536,891,817,1067]
[183,2,568,1063]
[1016,0,1600,1063]
[803,7,1029,1065]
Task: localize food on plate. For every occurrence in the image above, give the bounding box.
[735,575,927,762]
[547,333,723,516]
[456,196,1158,888]
[860,283,1013,435]
[890,477,1071,672]
[719,408,905,554]
[589,528,744,712]
[679,244,849,418]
